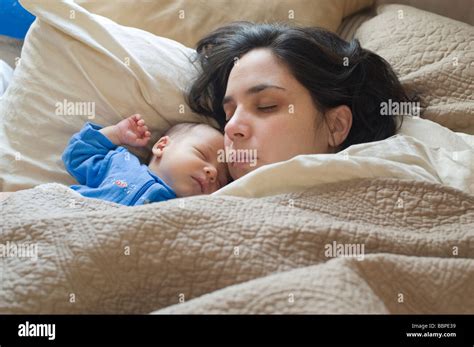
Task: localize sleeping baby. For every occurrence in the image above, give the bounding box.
[62,114,230,206]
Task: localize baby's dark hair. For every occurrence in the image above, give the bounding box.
[186,21,418,150]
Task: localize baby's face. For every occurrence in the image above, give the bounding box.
[151,125,230,197]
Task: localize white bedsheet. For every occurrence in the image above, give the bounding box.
[0,60,13,96]
[215,117,474,198]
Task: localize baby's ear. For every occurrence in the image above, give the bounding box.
[152,136,170,158]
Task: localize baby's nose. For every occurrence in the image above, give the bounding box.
[204,166,217,183]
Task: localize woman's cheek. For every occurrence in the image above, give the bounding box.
[224,135,233,149]
[257,119,287,162]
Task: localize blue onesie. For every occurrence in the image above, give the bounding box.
[62,122,176,206]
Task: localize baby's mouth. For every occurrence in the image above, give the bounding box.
[192,176,204,193]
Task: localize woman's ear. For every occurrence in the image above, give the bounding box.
[325,105,352,149]
[152,136,171,158]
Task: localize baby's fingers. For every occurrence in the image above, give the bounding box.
[137,124,148,135]
[135,135,150,147]
[133,114,147,127]
[125,130,138,140]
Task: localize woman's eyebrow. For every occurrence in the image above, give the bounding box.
[222,84,286,106]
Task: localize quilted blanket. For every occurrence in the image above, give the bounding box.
[355,4,474,134]
[1,178,473,314]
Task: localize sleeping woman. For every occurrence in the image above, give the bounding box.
[186,21,415,180]
[0,22,414,202]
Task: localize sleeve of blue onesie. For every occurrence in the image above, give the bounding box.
[62,122,118,187]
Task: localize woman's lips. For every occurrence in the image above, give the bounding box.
[231,159,258,167]
[224,148,258,167]
[231,162,247,167]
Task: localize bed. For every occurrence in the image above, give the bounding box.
[0,0,473,314]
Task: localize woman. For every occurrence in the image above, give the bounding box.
[187,22,414,180]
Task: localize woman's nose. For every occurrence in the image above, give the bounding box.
[204,165,217,183]
[224,109,250,142]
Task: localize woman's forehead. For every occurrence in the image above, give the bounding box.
[227,49,295,96]
[230,50,288,81]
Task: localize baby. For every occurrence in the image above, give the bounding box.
[62,114,230,206]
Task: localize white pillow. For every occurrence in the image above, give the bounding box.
[0,0,215,191]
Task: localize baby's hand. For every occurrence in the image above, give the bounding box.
[115,114,151,147]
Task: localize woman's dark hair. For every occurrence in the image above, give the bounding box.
[186,21,418,150]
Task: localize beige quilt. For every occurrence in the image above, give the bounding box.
[1,178,473,314]
[356,4,474,134]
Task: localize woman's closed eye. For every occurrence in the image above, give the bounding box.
[257,105,277,112]
[225,104,278,121]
